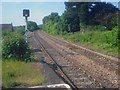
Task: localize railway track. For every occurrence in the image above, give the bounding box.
[37,31,119,88]
[38,31,119,87]
[33,31,78,89]
[39,31,119,88]
[32,30,119,89]
[41,31,119,72]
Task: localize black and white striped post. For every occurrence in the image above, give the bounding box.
[23,9,30,43]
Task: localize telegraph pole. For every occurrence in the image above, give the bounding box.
[23,9,30,43]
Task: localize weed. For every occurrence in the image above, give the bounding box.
[2,59,45,88]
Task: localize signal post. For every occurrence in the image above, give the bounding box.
[23,9,30,43]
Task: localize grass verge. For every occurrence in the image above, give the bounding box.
[2,59,45,88]
[62,30,118,57]
[43,26,118,57]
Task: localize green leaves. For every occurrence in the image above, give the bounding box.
[42,2,119,34]
[27,21,39,32]
[42,12,61,34]
[62,26,118,56]
[2,30,31,61]
[62,10,80,32]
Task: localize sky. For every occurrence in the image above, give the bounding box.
[1,0,119,26]
[2,2,65,26]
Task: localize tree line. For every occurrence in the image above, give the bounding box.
[42,1,119,34]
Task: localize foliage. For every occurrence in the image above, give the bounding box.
[14,26,25,35]
[62,10,80,32]
[65,2,118,29]
[2,59,45,88]
[38,24,43,29]
[42,2,119,56]
[63,26,118,56]
[42,12,60,34]
[2,30,32,61]
[42,2,119,34]
[27,21,39,32]
[88,2,118,29]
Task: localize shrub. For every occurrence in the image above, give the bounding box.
[61,25,118,56]
[2,31,32,61]
[27,21,39,32]
[15,26,25,35]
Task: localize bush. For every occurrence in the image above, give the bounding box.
[61,26,118,56]
[28,21,39,32]
[2,31,32,61]
[15,26,25,35]
[93,25,107,31]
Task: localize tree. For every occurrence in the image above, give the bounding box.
[27,21,39,32]
[88,2,119,29]
[42,1,119,34]
[64,2,93,27]
[62,10,80,33]
[64,1,119,29]
[63,2,80,32]
[42,12,61,34]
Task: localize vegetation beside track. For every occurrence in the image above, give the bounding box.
[62,26,118,57]
[42,26,118,57]
[2,26,45,88]
[2,59,45,88]
[42,2,119,57]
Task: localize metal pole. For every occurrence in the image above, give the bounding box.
[25,17,28,43]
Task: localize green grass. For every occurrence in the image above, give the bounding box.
[45,26,118,57]
[0,60,2,87]
[2,59,45,88]
[0,31,2,87]
[62,27,118,57]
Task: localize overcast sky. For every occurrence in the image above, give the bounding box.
[1,0,119,26]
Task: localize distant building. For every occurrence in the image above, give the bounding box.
[0,23,14,32]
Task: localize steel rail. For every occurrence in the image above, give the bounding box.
[40,31,119,74]
[37,30,119,88]
[33,31,78,90]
